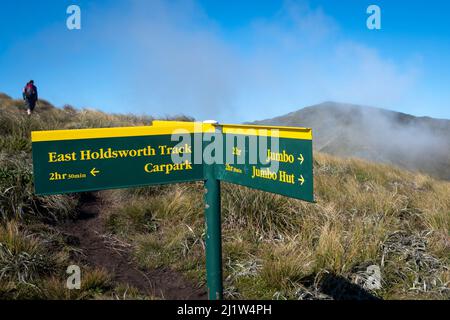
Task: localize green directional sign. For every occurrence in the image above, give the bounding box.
[31,124,213,195]
[216,124,314,202]
[32,120,313,300]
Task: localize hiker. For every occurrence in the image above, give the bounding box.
[22,80,38,115]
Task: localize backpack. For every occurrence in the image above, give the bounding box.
[24,83,36,99]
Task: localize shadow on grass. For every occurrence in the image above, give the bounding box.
[319,273,381,300]
[302,273,382,300]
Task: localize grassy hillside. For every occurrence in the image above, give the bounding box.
[253,102,450,181]
[0,95,449,300]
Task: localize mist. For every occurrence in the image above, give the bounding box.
[256,102,450,180]
[357,106,450,179]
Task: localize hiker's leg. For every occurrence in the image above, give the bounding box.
[25,100,31,115]
[29,101,36,114]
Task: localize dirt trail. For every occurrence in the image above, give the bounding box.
[59,192,207,300]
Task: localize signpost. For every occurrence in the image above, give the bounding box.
[32,121,313,300]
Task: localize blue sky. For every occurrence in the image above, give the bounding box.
[0,0,449,121]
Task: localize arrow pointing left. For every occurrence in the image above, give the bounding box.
[90,168,100,177]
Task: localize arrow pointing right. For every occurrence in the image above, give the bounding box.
[298,175,305,186]
[298,154,304,164]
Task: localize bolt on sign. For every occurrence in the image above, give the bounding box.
[32,120,313,300]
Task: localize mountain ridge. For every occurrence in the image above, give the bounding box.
[253,102,450,180]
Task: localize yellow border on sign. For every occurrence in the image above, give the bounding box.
[153,121,313,140]
[221,124,312,140]
[32,120,312,142]
[31,123,215,142]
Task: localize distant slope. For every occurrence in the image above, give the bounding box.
[253,102,450,180]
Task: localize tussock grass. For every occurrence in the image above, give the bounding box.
[106,153,450,300]
[105,184,206,280]
[0,222,57,283]
[0,152,76,222]
[0,267,114,300]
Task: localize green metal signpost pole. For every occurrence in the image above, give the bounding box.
[203,128,224,300]
[204,168,223,300]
